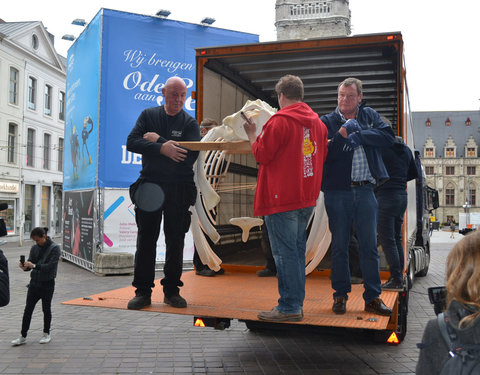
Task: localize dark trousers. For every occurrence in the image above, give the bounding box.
[21,282,55,337]
[261,223,276,272]
[133,182,195,297]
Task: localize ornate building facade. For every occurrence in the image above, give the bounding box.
[0,20,66,241]
[275,0,351,40]
[412,111,480,226]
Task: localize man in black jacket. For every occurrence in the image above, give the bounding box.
[0,249,8,307]
[126,77,200,310]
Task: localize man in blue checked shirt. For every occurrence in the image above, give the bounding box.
[320,77,395,316]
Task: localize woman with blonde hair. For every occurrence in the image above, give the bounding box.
[416,231,480,374]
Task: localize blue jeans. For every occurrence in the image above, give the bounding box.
[324,185,381,303]
[265,206,314,314]
[376,191,407,280]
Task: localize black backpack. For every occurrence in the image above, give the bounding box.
[437,312,480,375]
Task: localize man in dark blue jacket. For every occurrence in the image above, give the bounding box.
[377,136,419,290]
[321,77,395,316]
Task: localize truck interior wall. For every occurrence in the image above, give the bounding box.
[202,68,252,125]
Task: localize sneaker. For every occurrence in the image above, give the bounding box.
[195,268,216,277]
[381,277,404,291]
[11,336,26,346]
[256,268,276,277]
[164,294,187,308]
[127,295,151,310]
[257,307,303,322]
[39,333,51,344]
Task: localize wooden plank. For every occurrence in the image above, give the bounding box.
[178,141,252,154]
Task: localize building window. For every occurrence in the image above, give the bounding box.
[27,128,35,167]
[425,166,434,175]
[470,189,476,206]
[467,166,476,176]
[43,133,51,169]
[32,34,39,50]
[41,186,51,227]
[44,85,52,115]
[467,147,476,157]
[445,147,455,157]
[425,147,434,157]
[445,188,455,206]
[8,123,17,164]
[446,166,455,175]
[58,138,64,172]
[58,91,65,121]
[28,77,36,110]
[9,67,19,105]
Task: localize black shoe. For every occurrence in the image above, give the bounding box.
[350,276,364,284]
[365,297,392,316]
[381,277,403,291]
[127,295,151,310]
[256,268,276,277]
[164,294,187,308]
[332,296,347,314]
[215,268,225,275]
[196,268,216,277]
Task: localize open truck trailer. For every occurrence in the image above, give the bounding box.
[64,32,438,344]
[179,32,440,343]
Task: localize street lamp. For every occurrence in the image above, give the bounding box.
[200,17,216,26]
[72,18,87,26]
[62,34,75,41]
[155,9,171,18]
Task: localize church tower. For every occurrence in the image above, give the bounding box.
[275,0,351,40]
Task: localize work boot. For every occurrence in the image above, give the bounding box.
[196,268,216,277]
[256,268,276,277]
[257,307,303,322]
[365,297,392,316]
[332,296,347,314]
[127,295,151,310]
[164,294,187,308]
[381,277,404,291]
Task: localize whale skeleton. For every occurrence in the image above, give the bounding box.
[191,99,331,275]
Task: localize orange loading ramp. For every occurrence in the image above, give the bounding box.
[63,265,398,331]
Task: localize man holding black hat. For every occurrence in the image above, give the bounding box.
[126,76,200,310]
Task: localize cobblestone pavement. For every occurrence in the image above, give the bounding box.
[0,230,460,374]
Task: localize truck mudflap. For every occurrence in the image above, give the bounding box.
[63,265,402,342]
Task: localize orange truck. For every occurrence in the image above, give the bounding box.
[180,32,439,343]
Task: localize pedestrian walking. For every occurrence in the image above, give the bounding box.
[11,227,60,346]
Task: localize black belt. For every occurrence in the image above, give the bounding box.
[350,180,370,187]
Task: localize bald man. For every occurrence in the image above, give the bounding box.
[126,77,201,309]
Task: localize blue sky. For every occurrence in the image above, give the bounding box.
[3,0,479,111]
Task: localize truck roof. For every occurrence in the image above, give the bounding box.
[196,32,405,132]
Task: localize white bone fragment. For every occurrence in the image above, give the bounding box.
[229,217,264,242]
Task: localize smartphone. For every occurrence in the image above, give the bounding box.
[20,255,25,265]
[240,111,253,125]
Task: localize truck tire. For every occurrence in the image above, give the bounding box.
[416,247,430,277]
[407,256,415,290]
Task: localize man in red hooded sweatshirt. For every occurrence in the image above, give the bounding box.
[243,75,328,322]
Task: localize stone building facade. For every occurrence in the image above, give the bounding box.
[0,20,66,241]
[412,111,480,226]
[275,0,351,40]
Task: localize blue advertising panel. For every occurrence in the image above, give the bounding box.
[97,9,258,188]
[63,12,102,191]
